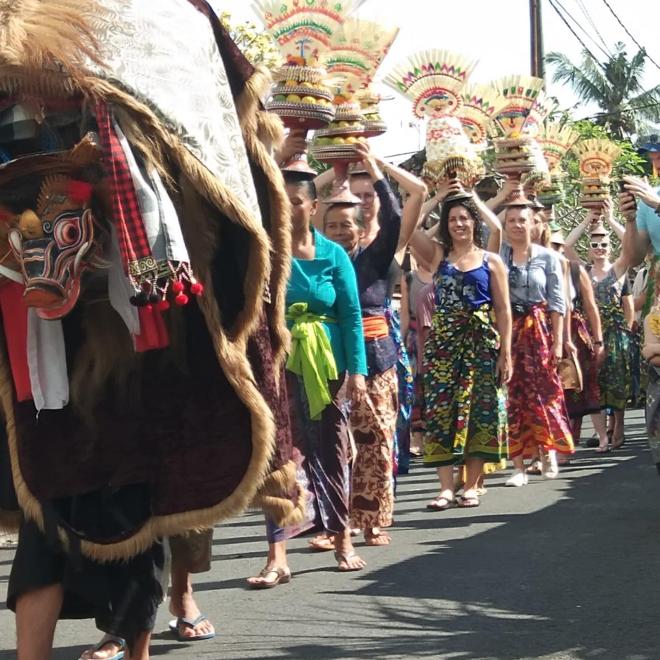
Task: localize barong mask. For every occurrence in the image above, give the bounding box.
[0,135,106,319]
[9,178,99,319]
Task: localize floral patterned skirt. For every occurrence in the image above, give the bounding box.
[422,305,508,467]
[565,309,601,418]
[599,305,632,411]
[508,305,574,457]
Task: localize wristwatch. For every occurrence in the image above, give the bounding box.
[594,340,603,346]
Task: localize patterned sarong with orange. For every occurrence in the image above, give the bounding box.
[508,304,574,458]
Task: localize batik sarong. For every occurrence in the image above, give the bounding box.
[350,367,398,529]
[285,373,350,536]
[564,308,601,418]
[646,365,660,466]
[386,301,413,475]
[423,305,508,466]
[598,302,632,411]
[508,304,574,457]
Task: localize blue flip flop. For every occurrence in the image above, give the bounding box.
[168,615,216,641]
[78,636,125,660]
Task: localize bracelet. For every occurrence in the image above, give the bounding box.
[594,340,603,346]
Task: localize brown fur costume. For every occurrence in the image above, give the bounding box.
[0,0,303,560]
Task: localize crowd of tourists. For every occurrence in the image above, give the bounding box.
[61,134,659,660]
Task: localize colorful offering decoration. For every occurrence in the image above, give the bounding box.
[536,122,579,207]
[384,49,477,119]
[572,139,622,209]
[310,96,367,162]
[310,17,399,163]
[491,75,548,181]
[325,17,399,138]
[384,50,481,188]
[255,0,356,172]
[458,84,505,150]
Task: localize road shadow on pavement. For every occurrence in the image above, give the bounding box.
[272,427,659,659]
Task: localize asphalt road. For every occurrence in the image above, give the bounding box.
[1,408,658,660]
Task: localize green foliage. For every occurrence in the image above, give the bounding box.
[545,43,660,140]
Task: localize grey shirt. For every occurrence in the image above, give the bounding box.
[500,243,566,315]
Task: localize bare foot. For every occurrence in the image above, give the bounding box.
[169,591,214,639]
[79,636,125,659]
[308,534,336,551]
[364,528,391,546]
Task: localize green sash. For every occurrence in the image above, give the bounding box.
[286,302,339,420]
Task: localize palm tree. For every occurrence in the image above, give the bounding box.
[546,43,660,140]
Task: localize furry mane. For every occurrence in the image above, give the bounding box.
[0,0,105,87]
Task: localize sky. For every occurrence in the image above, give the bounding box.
[214,0,660,161]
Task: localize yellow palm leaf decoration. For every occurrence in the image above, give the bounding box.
[492,75,545,138]
[538,122,579,174]
[253,0,354,65]
[458,84,505,147]
[325,17,399,92]
[384,49,477,118]
[572,139,622,179]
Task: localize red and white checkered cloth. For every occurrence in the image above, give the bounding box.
[95,101,152,282]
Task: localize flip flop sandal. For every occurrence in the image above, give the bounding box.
[247,567,292,590]
[308,536,336,551]
[78,636,126,660]
[169,615,215,642]
[334,550,365,572]
[458,496,480,508]
[526,461,543,475]
[426,496,456,511]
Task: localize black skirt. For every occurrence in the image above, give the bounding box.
[7,520,164,646]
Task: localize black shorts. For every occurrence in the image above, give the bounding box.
[8,520,164,644]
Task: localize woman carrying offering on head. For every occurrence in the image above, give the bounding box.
[564,200,634,451]
[323,141,426,546]
[502,202,574,486]
[405,179,511,510]
[549,229,604,444]
[248,172,368,581]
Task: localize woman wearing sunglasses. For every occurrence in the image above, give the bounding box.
[565,201,634,451]
[407,181,511,510]
[501,202,574,486]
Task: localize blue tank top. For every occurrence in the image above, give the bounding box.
[434,254,492,310]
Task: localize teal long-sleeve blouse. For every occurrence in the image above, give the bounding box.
[286,229,367,376]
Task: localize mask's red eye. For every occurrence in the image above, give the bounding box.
[54,218,80,247]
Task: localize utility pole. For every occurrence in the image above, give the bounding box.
[530,0,545,84]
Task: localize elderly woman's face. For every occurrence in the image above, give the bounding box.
[324,206,362,251]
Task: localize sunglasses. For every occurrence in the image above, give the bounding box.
[590,241,609,249]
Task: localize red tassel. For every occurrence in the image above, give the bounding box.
[157,299,170,312]
[67,180,93,204]
[190,282,204,296]
[175,292,189,306]
[171,280,184,294]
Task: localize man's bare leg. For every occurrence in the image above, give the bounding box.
[16,583,63,660]
[169,564,214,639]
[125,632,151,660]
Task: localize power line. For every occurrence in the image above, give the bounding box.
[600,0,660,71]
[574,0,611,55]
[546,0,607,70]
[551,0,611,60]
